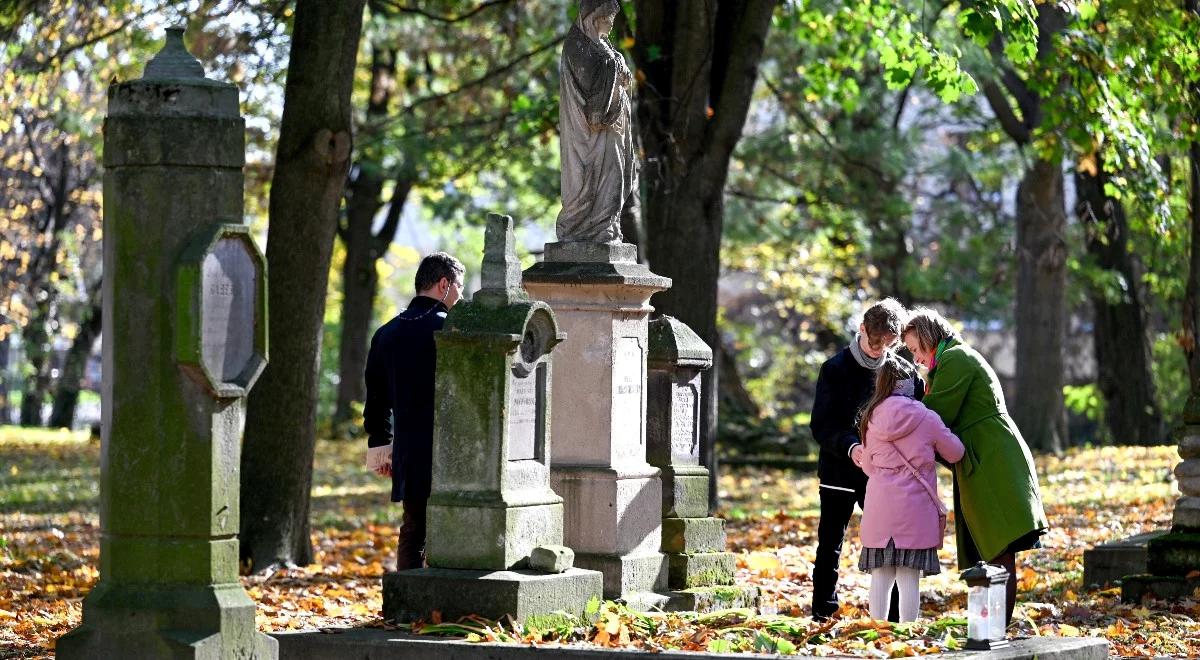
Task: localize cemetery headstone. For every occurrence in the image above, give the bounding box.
[382,214,602,623]
[647,316,758,612]
[56,28,277,659]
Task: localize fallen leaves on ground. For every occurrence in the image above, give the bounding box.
[2,431,1196,657]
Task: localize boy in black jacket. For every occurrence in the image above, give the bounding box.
[364,252,466,569]
[809,298,921,620]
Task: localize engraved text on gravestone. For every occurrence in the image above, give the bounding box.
[201,237,257,383]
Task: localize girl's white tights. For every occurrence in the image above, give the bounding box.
[869,566,921,621]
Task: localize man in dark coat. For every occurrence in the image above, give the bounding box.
[809,298,921,620]
[364,252,466,569]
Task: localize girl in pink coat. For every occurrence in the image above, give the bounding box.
[856,355,965,621]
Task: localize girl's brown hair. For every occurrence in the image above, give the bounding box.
[857,356,909,441]
[901,307,960,353]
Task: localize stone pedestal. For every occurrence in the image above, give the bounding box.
[383,215,601,623]
[1122,421,1200,602]
[56,28,277,659]
[523,243,672,609]
[1082,530,1166,587]
[646,316,758,612]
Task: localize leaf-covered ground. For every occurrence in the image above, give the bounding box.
[1,427,1196,657]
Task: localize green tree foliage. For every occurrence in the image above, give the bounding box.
[0,0,290,427]
[331,0,565,425]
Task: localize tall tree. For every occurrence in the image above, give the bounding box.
[978,4,1069,452]
[333,45,406,426]
[1185,0,1200,415]
[330,1,563,424]
[240,0,367,570]
[47,287,101,429]
[1075,157,1162,444]
[631,0,777,509]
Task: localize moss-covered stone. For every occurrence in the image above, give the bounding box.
[661,517,726,554]
[668,552,736,589]
[1146,531,1200,576]
[663,585,760,612]
[383,568,602,624]
[1121,574,1200,602]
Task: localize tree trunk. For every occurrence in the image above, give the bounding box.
[632,0,776,512]
[334,47,400,426]
[48,294,102,429]
[717,338,761,419]
[1185,0,1200,416]
[978,4,1068,452]
[1185,133,1200,419]
[240,0,367,572]
[19,300,53,427]
[1012,158,1067,452]
[1075,162,1163,444]
[334,174,410,426]
[0,334,10,424]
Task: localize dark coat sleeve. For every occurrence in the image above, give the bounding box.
[362,328,392,448]
[811,360,860,457]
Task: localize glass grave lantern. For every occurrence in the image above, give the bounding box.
[960,561,1010,650]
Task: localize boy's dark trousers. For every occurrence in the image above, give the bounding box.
[813,486,900,622]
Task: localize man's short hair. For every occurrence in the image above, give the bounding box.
[862,297,906,341]
[414,252,465,294]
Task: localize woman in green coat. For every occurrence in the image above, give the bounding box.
[901,308,1048,625]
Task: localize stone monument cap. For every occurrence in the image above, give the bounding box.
[474,213,529,309]
[144,27,206,81]
[108,26,238,120]
[648,316,712,371]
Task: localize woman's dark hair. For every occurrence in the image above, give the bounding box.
[414,252,465,294]
[857,355,908,441]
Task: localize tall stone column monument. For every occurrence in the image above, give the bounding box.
[57,28,277,659]
[525,0,672,609]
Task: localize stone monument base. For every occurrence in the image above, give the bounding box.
[1081,530,1166,587]
[543,241,637,263]
[56,582,278,659]
[572,551,669,611]
[663,585,761,612]
[1122,574,1200,602]
[382,567,602,623]
[667,551,736,589]
[1147,530,1200,575]
[425,500,564,570]
[661,467,711,518]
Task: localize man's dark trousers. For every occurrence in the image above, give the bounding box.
[813,486,900,622]
[397,498,427,570]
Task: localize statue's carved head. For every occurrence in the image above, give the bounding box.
[580,0,620,37]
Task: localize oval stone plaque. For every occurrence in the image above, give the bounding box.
[201,237,258,383]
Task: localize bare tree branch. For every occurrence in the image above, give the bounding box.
[371,0,513,24]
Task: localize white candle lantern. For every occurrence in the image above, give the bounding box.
[960,561,1009,650]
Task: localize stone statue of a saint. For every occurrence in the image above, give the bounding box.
[557,0,638,244]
